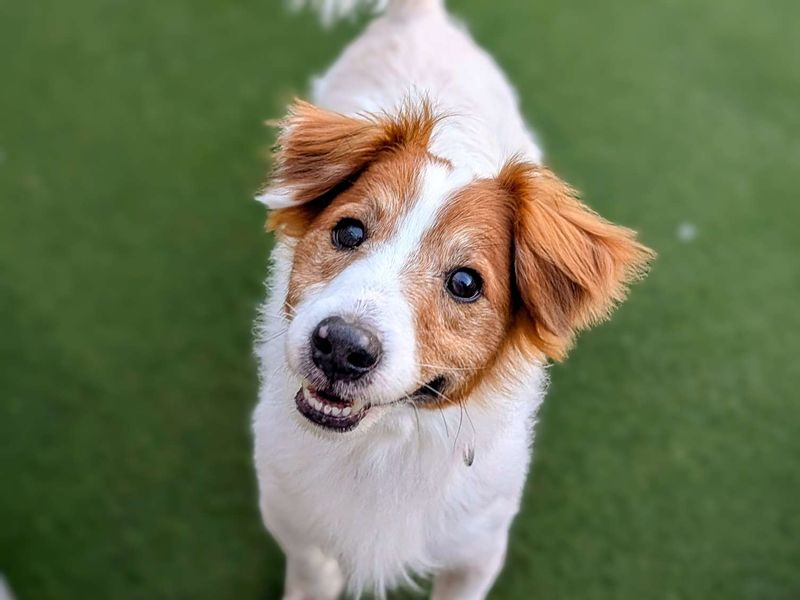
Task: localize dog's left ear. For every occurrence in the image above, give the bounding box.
[257,99,437,236]
[499,161,655,360]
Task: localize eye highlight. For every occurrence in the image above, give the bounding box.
[332,218,366,250]
[446,268,483,302]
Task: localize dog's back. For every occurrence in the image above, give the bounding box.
[298,0,544,173]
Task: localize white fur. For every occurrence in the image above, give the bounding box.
[256,184,301,209]
[254,1,548,598]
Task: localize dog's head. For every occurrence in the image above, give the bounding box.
[259,100,654,434]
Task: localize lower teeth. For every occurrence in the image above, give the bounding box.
[305,389,356,419]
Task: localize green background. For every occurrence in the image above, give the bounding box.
[1,0,798,598]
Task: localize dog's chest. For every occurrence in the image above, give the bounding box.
[257,411,489,589]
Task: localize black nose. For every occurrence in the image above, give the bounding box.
[311,316,382,382]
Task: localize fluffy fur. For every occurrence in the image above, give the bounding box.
[253,1,654,598]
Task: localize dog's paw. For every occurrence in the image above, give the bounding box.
[284,546,344,600]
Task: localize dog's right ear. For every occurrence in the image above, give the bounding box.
[257,99,437,236]
[500,161,654,361]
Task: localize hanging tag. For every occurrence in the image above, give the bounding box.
[463,445,475,467]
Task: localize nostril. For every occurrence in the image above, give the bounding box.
[315,337,333,354]
[347,349,378,370]
[312,327,333,355]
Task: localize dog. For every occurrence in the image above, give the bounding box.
[253,1,654,598]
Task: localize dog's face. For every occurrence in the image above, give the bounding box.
[259,100,653,434]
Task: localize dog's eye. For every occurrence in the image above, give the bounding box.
[446,268,483,302]
[332,218,366,250]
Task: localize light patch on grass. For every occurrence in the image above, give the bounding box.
[677,222,698,242]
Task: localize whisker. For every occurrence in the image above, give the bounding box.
[402,391,424,457]
[410,378,454,438]
[438,404,450,439]
[462,400,477,460]
[258,327,288,345]
[259,309,294,321]
[283,299,299,316]
[417,380,456,406]
[454,400,464,451]
[417,363,480,373]
[410,401,422,438]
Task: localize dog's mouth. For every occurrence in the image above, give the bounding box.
[294,376,448,433]
[294,386,368,432]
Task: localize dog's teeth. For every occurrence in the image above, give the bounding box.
[323,405,332,415]
[312,398,323,411]
[331,406,342,416]
[342,407,351,417]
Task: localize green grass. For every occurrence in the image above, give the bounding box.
[1,0,798,598]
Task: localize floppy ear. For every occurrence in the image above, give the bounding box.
[257,99,438,236]
[499,161,655,360]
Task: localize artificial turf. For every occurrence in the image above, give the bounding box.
[1,0,798,598]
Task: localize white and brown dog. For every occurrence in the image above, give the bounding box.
[253,1,654,598]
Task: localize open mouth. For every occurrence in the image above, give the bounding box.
[294,386,368,432]
[295,376,448,433]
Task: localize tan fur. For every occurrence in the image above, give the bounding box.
[262,99,441,237]
[408,180,516,405]
[284,148,427,313]
[499,160,655,360]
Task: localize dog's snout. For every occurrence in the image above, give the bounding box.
[311,316,382,382]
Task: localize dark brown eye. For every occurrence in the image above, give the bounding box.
[446,268,483,302]
[332,218,366,249]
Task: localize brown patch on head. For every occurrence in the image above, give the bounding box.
[399,162,654,408]
[260,99,442,237]
[402,179,517,406]
[284,146,430,313]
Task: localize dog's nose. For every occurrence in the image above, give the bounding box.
[311,316,382,382]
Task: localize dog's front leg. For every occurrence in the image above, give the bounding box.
[282,546,344,600]
[430,532,508,600]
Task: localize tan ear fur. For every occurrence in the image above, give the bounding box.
[499,160,655,360]
[259,99,439,236]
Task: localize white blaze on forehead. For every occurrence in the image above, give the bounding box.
[375,162,473,269]
[322,161,472,296]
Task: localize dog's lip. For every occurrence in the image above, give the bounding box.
[294,376,449,433]
[294,386,369,432]
[407,375,447,404]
